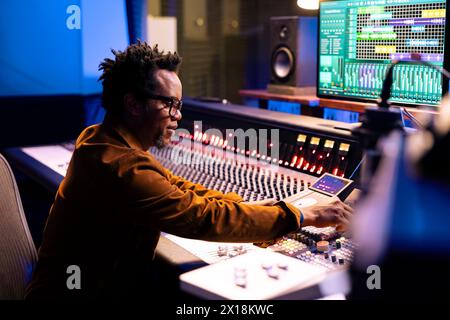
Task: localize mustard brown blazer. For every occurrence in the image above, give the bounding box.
[26,115,301,299]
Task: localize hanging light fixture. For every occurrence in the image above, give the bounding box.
[297,0,319,10]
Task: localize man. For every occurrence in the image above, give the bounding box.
[26,41,353,299]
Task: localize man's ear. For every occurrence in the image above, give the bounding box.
[123,93,142,117]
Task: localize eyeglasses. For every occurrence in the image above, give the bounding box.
[147,94,183,117]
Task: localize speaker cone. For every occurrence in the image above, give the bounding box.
[272,47,295,81]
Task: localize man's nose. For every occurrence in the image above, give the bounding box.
[172,109,182,121]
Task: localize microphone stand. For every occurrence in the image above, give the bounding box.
[352,57,450,194]
[352,60,405,193]
[353,57,450,192]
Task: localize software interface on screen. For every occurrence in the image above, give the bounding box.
[318,0,448,106]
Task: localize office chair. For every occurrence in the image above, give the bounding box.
[0,153,37,299]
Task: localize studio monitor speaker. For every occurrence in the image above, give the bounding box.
[269,16,317,93]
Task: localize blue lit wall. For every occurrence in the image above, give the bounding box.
[125,0,147,44]
[81,0,129,94]
[268,100,301,115]
[323,108,360,123]
[0,0,129,97]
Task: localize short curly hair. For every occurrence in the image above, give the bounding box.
[98,41,182,115]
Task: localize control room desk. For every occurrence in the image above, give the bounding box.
[239,89,440,119]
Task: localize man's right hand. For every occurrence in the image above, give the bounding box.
[300,197,353,232]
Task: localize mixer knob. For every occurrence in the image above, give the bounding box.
[317,241,330,253]
[266,268,280,280]
[217,246,228,256]
[234,266,247,276]
[234,276,247,288]
[261,262,273,270]
[277,262,288,270]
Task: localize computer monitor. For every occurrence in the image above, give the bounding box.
[317,0,449,107]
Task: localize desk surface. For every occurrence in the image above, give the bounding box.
[239,89,319,107]
[239,89,440,117]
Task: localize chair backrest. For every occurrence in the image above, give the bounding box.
[0,153,37,299]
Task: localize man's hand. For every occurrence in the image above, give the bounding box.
[242,197,353,232]
[301,197,353,232]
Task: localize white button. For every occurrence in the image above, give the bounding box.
[267,268,280,279]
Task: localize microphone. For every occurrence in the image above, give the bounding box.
[352,58,408,190]
[378,60,400,109]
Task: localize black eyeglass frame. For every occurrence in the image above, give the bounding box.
[147,94,183,117]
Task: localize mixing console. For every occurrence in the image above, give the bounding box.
[179,99,363,180]
[151,143,315,202]
[151,139,357,273]
[267,228,357,272]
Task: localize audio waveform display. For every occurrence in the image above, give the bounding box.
[318,0,448,106]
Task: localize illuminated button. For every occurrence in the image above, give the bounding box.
[311,137,320,145]
[324,140,335,149]
[297,134,307,143]
[339,143,350,152]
